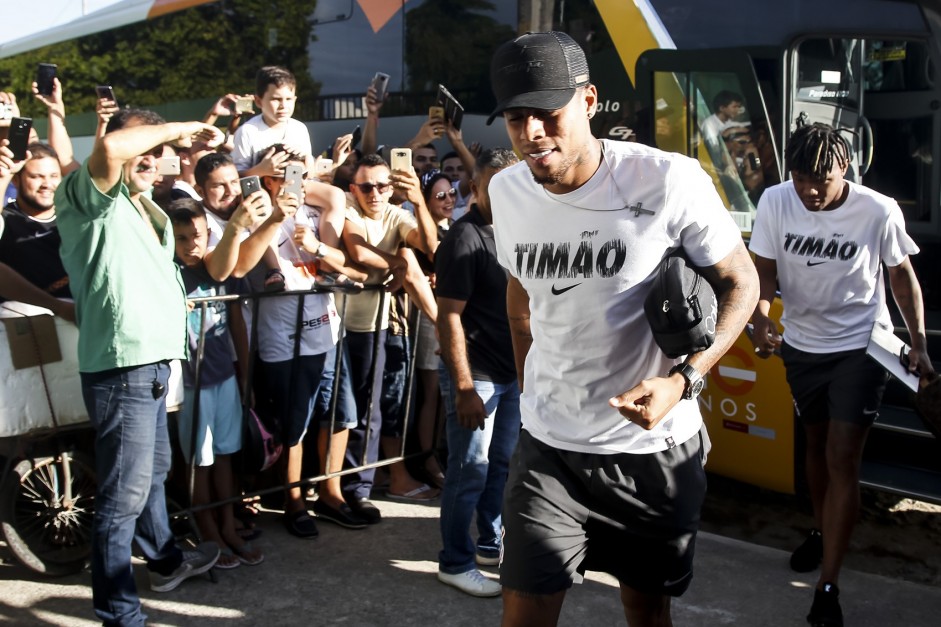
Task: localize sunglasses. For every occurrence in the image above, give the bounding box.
[354,181,392,194]
[434,188,458,200]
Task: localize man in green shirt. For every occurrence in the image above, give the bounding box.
[55,108,225,626]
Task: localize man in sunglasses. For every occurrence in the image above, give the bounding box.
[339,153,440,522]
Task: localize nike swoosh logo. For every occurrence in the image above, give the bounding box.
[551,283,582,295]
[806,260,827,267]
[15,229,57,243]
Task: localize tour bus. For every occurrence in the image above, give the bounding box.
[3,0,938,502]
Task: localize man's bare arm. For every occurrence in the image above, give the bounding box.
[610,241,759,429]
[506,276,532,392]
[888,258,934,378]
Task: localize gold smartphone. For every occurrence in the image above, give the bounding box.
[390,148,412,173]
[428,105,445,121]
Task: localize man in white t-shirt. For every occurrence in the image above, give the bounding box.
[486,32,759,626]
[749,122,934,627]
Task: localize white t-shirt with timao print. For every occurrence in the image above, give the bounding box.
[490,139,742,455]
[749,180,918,353]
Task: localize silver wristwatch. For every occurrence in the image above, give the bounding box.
[669,363,704,400]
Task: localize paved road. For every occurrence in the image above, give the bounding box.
[2,496,940,626]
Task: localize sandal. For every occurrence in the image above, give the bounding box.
[216,548,242,570]
[264,268,286,292]
[232,541,265,566]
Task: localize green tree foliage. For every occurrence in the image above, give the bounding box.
[0,0,319,119]
[404,0,514,112]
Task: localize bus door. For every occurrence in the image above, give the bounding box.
[635,49,796,494]
[786,37,869,181]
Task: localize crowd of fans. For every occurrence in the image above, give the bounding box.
[0,62,520,618]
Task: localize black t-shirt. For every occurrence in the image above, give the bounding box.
[0,203,71,298]
[434,206,515,383]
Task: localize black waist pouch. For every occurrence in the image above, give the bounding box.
[644,251,717,358]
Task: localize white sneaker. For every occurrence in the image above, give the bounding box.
[149,542,220,592]
[437,568,502,597]
[475,552,500,567]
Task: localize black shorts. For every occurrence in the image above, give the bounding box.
[500,428,709,597]
[781,342,888,427]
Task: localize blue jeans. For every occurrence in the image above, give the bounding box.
[342,329,387,501]
[81,362,182,627]
[437,365,521,574]
[380,332,409,437]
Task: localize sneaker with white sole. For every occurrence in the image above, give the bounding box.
[149,542,221,592]
[438,568,502,597]
[475,551,500,567]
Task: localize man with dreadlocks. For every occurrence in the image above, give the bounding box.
[749,121,934,627]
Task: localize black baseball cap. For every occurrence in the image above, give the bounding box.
[487,31,590,125]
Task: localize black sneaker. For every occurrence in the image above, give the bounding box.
[790,528,823,572]
[807,582,842,627]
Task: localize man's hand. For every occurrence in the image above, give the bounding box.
[444,119,463,146]
[211,94,240,117]
[0,140,26,180]
[608,375,686,430]
[331,133,353,168]
[750,313,782,359]
[456,388,487,430]
[174,122,225,149]
[294,223,319,252]
[365,84,385,116]
[391,166,422,206]
[414,117,445,146]
[231,191,264,229]
[32,78,65,118]
[95,93,120,129]
[907,347,936,380]
[273,190,299,222]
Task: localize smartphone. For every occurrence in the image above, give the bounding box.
[428,105,445,121]
[390,148,412,173]
[156,156,180,176]
[36,63,57,97]
[283,163,305,199]
[350,125,362,149]
[7,117,32,161]
[436,84,465,131]
[371,72,390,102]
[95,85,116,103]
[314,158,333,177]
[239,175,262,199]
[235,95,254,114]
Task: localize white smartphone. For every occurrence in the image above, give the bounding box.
[283,163,305,199]
[156,156,180,176]
[314,158,333,178]
[390,148,411,173]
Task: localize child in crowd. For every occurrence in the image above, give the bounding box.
[230,66,313,291]
[169,198,264,569]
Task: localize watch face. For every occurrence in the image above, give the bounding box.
[690,378,705,397]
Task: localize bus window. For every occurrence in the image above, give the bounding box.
[795,38,862,109]
[861,39,939,231]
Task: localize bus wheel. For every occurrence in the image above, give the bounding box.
[1,452,96,576]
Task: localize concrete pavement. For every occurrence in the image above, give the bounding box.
[2,496,940,626]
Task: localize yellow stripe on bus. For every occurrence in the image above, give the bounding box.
[594,0,671,83]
